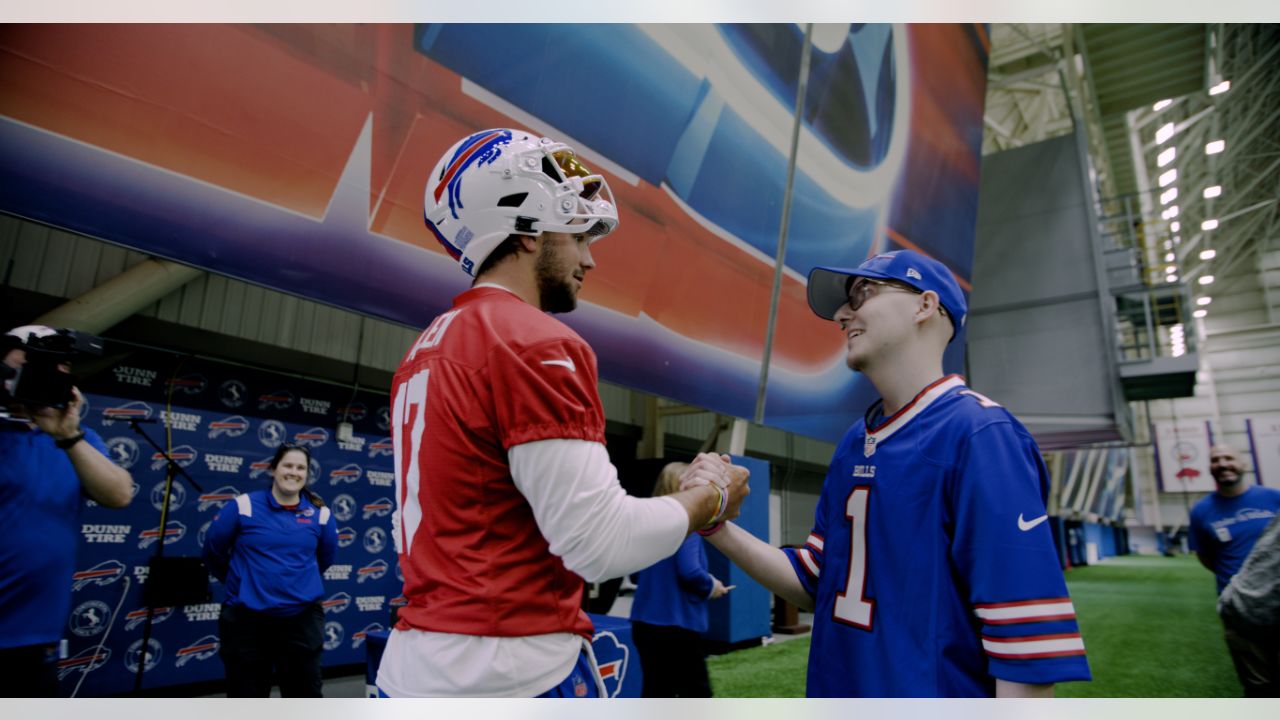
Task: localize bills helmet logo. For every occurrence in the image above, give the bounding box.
[106,436,140,469]
[166,373,208,395]
[151,445,197,472]
[57,647,111,680]
[336,527,357,548]
[362,497,393,520]
[208,415,250,439]
[335,402,367,422]
[219,379,247,408]
[356,559,388,584]
[294,426,329,448]
[72,560,126,591]
[376,406,392,431]
[198,486,239,512]
[258,420,287,448]
[331,494,357,522]
[435,129,511,219]
[150,480,188,512]
[124,638,163,674]
[323,622,345,651]
[175,635,220,667]
[138,521,187,549]
[352,622,385,649]
[102,401,152,426]
[258,389,295,410]
[124,606,173,632]
[591,630,631,698]
[363,526,387,554]
[368,437,394,458]
[322,592,352,614]
[69,600,112,638]
[390,595,408,609]
[329,463,362,485]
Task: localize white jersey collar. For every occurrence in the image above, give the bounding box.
[863,375,966,456]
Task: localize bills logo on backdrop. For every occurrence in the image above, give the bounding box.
[197,520,212,547]
[322,592,352,614]
[106,437,140,469]
[591,631,631,698]
[150,481,188,512]
[258,420,287,448]
[368,438,393,458]
[336,527,357,548]
[323,622,345,651]
[138,521,187,549]
[376,406,392,431]
[174,635,220,667]
[151,446,197,472]
[329,463,362,485]
[102,401,153,426]
[258,389,295,411]
[363,527,387,554]
[249,457,273,479]
[124,606,173,632]
[69,600,112,638]
[198,486,239,512]
[124,638,163,674]
[72,560,126,591]
[356,559,388,584]
[219,379,247,408]
[351,623,385,649]
[57,647,111,680]
[362,497,393,520]
[390,595,408,610]
[335,402,367,422]
[208,415,250,439]
[165,373,208,395]
[294,427,329,448]
[331,494,357,522]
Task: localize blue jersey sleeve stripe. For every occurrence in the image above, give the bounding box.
[981,632,1085,660]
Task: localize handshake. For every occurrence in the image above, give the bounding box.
[678,453,751,536]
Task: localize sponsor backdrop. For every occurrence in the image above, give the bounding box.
[0,24,988,442]
[62,351,399,696]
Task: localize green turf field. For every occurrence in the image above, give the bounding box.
[706,554,1241,697]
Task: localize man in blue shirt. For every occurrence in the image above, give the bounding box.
[1,326,134,697]
[1190,444,1280,593]
[692,251,1091,697]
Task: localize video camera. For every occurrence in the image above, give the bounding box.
[1,325,104,409]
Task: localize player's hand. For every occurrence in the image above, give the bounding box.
[717,458,750,524]
[709,576,730,599]
[31,386,84,441]
[678,452,729,492]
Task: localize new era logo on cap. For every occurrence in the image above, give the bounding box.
[906,268,922,280]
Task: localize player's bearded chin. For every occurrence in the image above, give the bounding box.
[536,241,578,314]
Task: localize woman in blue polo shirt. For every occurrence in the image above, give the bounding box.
[203,443,338,697]
[630,462,730,697]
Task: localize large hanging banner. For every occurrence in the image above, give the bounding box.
[61,351,399,697]
[1152,421,1214,493]
[1246,415,1280,488]
[0,24,988,442]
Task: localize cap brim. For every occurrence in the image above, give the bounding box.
[806,265,895,320]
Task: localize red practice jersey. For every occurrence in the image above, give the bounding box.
[389,286,604,639]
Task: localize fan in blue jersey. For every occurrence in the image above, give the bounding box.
[694,250,1091,697]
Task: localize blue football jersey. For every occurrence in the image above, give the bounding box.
[784,375,1091,697]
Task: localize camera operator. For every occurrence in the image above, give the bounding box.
[1,325,133,697]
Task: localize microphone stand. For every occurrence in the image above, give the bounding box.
[126,417,204,694]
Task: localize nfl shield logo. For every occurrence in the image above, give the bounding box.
[864,434,877,457]
[573,674,587,697]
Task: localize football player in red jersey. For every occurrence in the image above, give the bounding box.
[375,129,749,697]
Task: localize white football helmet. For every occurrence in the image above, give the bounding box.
[424,128,619,277]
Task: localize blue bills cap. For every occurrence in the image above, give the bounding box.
[807,250,967,341]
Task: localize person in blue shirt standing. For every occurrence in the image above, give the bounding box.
[630,462,730,697]
[203,442,339,697]
[688,250,1092,697]
[1188,443,1280,695]
[1,326,134,698]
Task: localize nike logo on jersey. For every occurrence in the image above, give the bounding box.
[1018,513,1049,531]
[540,358,576,373]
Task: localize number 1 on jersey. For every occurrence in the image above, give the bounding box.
[834,486,874,630]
